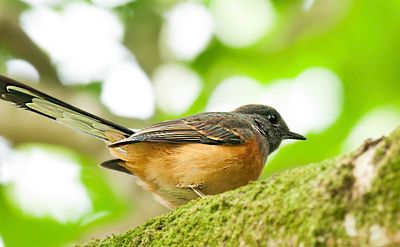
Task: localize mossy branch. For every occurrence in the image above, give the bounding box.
[82,126,400,246]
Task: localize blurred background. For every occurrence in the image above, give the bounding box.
[0,0,399,246]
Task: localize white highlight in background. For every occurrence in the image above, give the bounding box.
[0,137,10,156]
[206,76,265,112]
[0,235,4,247]
[0,137,12,184]
[101,60,155,119]
[303,0,315,11]
[269,68,343,134]
[5,59,39,84]
[153,63,202,115]
[161,2,214,61]
[20,0,62,6]
[0,146,92,223]
[21,3,130,84]
[92,0,135,8]
[343,107,400,152]
[210,0,275,47]
[207,67,343,134]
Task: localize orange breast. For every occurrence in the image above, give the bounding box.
[108,137,268,208]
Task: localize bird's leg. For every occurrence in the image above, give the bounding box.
[176,183,205,198]
[191,187,205,198]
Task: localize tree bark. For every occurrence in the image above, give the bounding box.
[81,126,400,247]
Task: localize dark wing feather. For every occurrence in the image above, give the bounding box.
[100,159,133,175]
[0,74,134,141]
[109,113,255,147]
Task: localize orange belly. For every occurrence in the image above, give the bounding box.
[109,137,267,208]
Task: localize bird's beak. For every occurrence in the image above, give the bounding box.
[284,131,306,140]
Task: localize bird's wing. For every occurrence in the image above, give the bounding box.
[0,75,134,141]
[109,113,255,147]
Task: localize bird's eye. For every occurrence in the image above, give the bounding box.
[268,114,278,125]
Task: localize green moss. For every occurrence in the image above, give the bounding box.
[82,127,400,247]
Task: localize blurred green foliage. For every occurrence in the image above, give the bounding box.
[0,144,130,247]
[0,0,399,246]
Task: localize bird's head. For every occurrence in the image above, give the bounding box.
[234,104,306,153]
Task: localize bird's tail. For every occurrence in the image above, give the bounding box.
[0,74,134,142]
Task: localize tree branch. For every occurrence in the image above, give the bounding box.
[81,126,400,246]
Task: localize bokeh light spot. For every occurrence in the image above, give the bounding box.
[92,0,135,8]
[206,76,265,111]
[0,137,11,164]
[207,68,342,135]
[343,107,400,152]
[20,3,130,84]
[153,63,202,115]
[161,2,214,61]
[20,0,62,7]
[303,0,315,11]
[5,59,39,84]
[101,60,155,119]
[210,0,275,47]
[261,68,343,134]
[0,146,92,223]
[0,235,4,247]
[0,137,12,184]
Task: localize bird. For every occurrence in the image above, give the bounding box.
[0,74,306,209]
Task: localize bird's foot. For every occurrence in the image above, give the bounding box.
[176,183,206,198]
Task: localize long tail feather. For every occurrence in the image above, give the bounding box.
[0,74,134,142]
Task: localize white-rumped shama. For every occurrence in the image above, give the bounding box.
[0,75,305,208]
